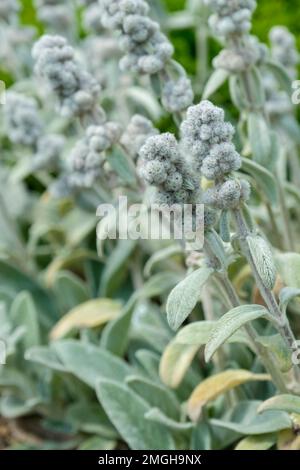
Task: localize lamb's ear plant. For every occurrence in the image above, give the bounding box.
[1,0,300,451]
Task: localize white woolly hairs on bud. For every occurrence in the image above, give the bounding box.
[101,0,174,75]
[203,179,251,210]
[180,100,236,174]
[120,114,159,159]
[161,77,194,113]
[32,35,101,118]
[205,0,257,38]
[269,26,299,80]
[32,134,65,171]
[139,133,200,205]
[67,121,122,190]
[5,92,44,147]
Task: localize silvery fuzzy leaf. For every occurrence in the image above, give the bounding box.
[96,380,175,450]
[247,113,272,167]
[247,235,277,289]
[202,69,229,100]
[255,334,293,373]
[258,394,300,415]
[241,157,278,205]
[204,304,269,363]
[279,287,300,314]
[264,60,292,95]
[166,266,213,331]
[145,407,195,432]
[276,252,300,289]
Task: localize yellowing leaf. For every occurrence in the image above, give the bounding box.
[235,433,276,450]
[159,339,198,389]
[277,429,300,450]
[188,370,270,421]
[50,299,122,340]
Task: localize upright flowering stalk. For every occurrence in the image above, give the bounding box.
[203,0,274,165]
[32,35,102,121]
[4,91,66,173]
[139,133,200,206]
[181,100,300,391]
[270,26,299,81]
[120,114,159,160]
[5,92,44,149]
[99,0,194,115]
[67,122,122,190]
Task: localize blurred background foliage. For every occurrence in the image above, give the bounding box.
[14,0,300,80]
[9,0,300,127]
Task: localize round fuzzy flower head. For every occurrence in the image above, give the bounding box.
[139,133,200,205]
[5,92,43,147]
[205,0,257,38]
[120,114,159,158]
[181,100,236,174]
[32,35,101,118]
[67,121,122,189]
[269,26,299,80]
[100,0,174,75]
[203,179,251,210]
[32,134,65,171]
[162,77,194,114]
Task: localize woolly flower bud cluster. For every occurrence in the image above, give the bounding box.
[101,0,174,75]
[0,0,19,22]
[181,100,250,210]
[269,26,299,80]
[205,0,257,38]
[32,134,65,171]
[161,77,194,114]
[139,133,199,205]
[121,114,158,159]
[32,35,101,118]
[67,122,122,189]
[180,100,238,177]
[263,75,292,117]
[213,37,268,73]
[203,179,250,210]
[5,92,43,147]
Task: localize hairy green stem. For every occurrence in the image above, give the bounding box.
[203,237,289,392]
[232,208,300,386]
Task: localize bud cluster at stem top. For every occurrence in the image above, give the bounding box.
[120,114,159,159]
[5,92,43,147]
[67,121,122,189]
[32,35,101,118]
[205,0,257,38]
[181,100,250,210]
[101,0,173,75]
[269,26,299,80]
[99,0,194,113]
[139,132,200,206]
